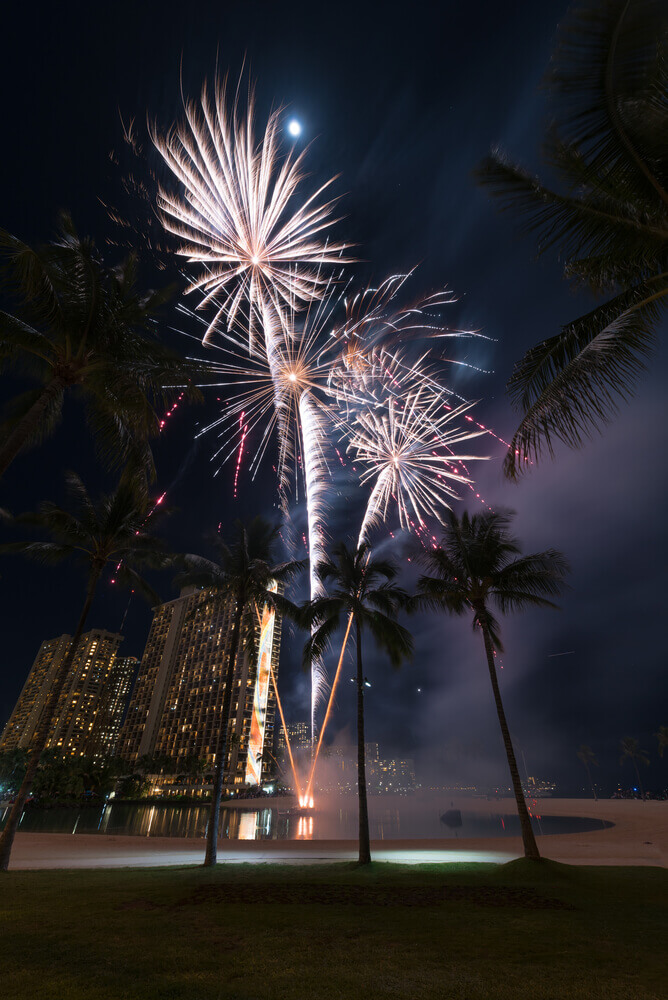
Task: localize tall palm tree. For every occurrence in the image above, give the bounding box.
[0,214,202,480]
[577,744,599,800]
[619,736,650,796]
[176,517,303,867]
[303,542,413,865]
[476,0,668,478]
[416,510,568,860]
[0,470,169,871]
[655,725,668,758]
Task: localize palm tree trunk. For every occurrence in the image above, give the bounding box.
[0,564,101,871]
[0,377,64,479]
[479,620,540,860]
[355,620,371,865]
[204,598,244,867]
[632,759,645,799]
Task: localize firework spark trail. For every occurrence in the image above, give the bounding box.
[232,412,247,499]
[154,79,354,747]
[304,608,355,801]
[152,78,350,350]
[298,388,333,735]
[156,81,493,744]
[178,271,494,752]
[349,389,486,543]
[269,656,302,799]
[305,386,485,793]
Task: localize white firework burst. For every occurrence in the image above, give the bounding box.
[152,78,350,351]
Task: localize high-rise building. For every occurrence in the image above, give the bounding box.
[312,742,417,794]
[0,630,130,757]
[118,587,282,788]
[103,656,139,755]
[276,721,310,756]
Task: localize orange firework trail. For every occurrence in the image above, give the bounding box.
[269,657,302,800]
[304,609,355,801]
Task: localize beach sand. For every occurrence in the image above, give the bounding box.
[7,797,667,869]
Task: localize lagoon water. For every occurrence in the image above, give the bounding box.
[1,796,612,840]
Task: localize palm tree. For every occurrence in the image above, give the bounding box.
[619,736,650,797]
[303,542,413,865]
[416,509,568,860]
[0,214,202,480]
[0,470,169,871]
[655,725,668,758]
[476,1,668,478]
[577,744,599,800]
[176,517,303,867]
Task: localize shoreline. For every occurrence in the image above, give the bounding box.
[7,797,667,869]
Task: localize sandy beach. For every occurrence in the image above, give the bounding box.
[7,797,667,870]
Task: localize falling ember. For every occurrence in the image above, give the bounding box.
[233,412,247,499]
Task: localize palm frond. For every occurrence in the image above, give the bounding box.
[361,609,413,668]
[493,551,570,613]
[0,540,77,565]
[475,151,667,265]
[302,612,343,670]
[548,0,668,206]
[0,384,64,449]
[504,276,667,476]
[114,563,161,606]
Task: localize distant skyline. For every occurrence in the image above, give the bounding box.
[1,0,666,796]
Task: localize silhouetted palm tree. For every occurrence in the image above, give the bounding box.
[0,214,202,480]
[0,470,169,871]
[655,725,668,758]
[577,744,599,800]
[416,509,568,860]
[177,517,303,867]
[619,736,650,796]
[303,542,412,865]
[476,1,668,477]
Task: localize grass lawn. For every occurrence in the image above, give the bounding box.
[1,859,666,999]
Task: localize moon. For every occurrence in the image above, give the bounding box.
[287,119,302,138]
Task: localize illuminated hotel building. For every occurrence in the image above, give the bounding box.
[119,587,281,787]
[0,630,132,757]
[277,721,310,756]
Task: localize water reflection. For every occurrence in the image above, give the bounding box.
[0,798,613,840]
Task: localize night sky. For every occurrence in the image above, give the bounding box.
[2,1,666,796]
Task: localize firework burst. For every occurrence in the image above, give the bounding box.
[350,389,486,544]
[152,78,350,350]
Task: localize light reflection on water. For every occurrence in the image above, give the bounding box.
[0,797,613,840]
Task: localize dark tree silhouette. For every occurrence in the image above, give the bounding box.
[0,470,169,871]
[416,509,568,860]
[476,1,668,477]
[0,214,202,480]
[302,542,412,865]
[177,517,302,867]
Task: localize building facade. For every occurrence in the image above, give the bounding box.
[118,587,282,788]
[0,630,130,757]
[313,742,417,795]
[276,721,310,756]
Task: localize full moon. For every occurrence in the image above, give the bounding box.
[287,119,302,137]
